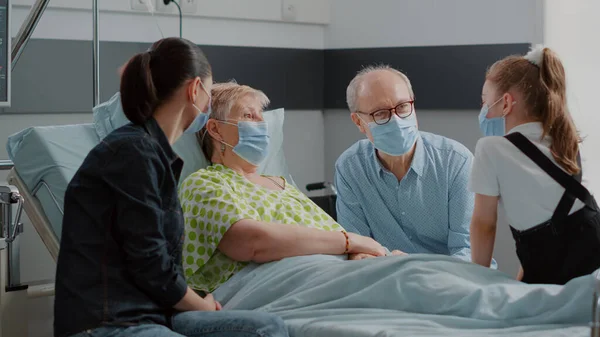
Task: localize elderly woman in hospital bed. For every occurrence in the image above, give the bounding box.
[180,82,387,292]
[180,82,598,336]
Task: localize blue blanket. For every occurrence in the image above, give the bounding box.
[213,254,592,337]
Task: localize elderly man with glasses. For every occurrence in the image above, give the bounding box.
[335,65,486,265]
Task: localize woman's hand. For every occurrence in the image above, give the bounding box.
[174,288,221,312]
[516,266,524,281]
[347,233,386,256]
[202,293,221,311]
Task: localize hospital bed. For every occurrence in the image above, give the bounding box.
[2,101,600,337]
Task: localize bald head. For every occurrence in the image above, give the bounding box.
[346,65,414,113]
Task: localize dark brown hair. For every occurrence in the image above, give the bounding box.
[487,48,580,175]
[120,37,212,125]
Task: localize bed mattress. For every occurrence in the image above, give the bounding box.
[6,123,100,238]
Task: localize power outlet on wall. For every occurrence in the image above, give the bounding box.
[131,0,155,11]
[156,0,175,13]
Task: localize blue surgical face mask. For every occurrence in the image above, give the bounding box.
[361,114,419,156]
[219,120,270,166]
[478,97,506,137]
[184,82,211,134]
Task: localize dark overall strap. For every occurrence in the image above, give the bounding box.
[574,151,582,183]
[504,133,594,224]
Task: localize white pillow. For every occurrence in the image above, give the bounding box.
[91,92,295,185]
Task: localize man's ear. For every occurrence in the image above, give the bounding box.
[351,113,367,134]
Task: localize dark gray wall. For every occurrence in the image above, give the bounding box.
[324,43,531,110]
[1,39,529,114]
[1,39,324,114]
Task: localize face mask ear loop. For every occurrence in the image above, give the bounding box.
[502,100,517,118]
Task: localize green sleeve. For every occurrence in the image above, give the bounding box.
[179,171,258,276]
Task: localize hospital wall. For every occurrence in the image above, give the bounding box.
[543,0,600,198]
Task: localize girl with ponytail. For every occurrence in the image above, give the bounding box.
[469,45,600,285]
[54,37,287,337]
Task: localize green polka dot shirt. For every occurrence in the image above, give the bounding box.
[179,164,344,292]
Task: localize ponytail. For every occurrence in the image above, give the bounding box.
[538,48,580,175]
[119,37,212,126]
[487,47,581,175]
[120,52,158,125]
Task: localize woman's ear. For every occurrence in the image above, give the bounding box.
[502,93,517,116]
[188,77,201,103]
[205,119,223,142]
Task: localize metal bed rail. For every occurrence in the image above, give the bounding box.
[0,160,13,171]
[1,1,94,336]
[1,0,98,300]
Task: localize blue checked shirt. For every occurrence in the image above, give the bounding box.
[335,132,482,264]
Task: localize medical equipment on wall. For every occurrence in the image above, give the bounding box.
[163,0,183,38]
[141,0,183,39]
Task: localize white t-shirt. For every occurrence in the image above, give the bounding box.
[469,122,586,231]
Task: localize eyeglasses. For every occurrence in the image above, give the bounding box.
[357,100,415,125]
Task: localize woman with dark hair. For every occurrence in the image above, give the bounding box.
[54,37,287,337]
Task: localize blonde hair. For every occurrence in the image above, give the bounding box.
[487,47,580,174]
[346,65,414,112]
[198,81,270,161]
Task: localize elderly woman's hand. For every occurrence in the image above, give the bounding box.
[347,233,386,257]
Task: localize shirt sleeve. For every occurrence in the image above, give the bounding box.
[104,140,187,308]
[469,138,500,197]
[447,154,474,262]
[179,171,258,277]
[334,162,371,236]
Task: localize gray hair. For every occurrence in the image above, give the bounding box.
[208,80,269,121]
[198,81,270,162]
[346,65,414,112]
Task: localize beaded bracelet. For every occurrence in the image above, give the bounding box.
[341,230,350,254]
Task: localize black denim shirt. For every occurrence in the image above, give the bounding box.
[54,118,187,337]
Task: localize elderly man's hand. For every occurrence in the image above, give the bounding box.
[348,253,378,260]
[349,249,408,260]
[391,250,408,256]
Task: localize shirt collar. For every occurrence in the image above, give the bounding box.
[506,122,545,141]
[143,117,180,165]
[372,133,425,178]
